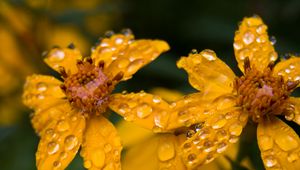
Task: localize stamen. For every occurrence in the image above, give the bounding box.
[287,80,299,91]
[85,57,93,64]
[243,57,251,72]
[113,72,124,82]
[58,66,68,78]
[267,61,275,70]
[60,84,66,91]
[98,60,105,69]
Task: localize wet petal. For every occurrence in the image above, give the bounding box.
[273,56,300,83]
[122,134,186,170]
[109,91,171,132]
[44,47,82,74]
[80,116,122,170]
[23,74,65,110]
[31,100,71,134]
[257,117,300,170]
[234,16,277,72]
[36,111,85,170]
[177,49,235,98]
[179,107,248,169]
[110,92,237,133]
[289,97,300,125]
[116,120,154,148]
[91,33,169,81]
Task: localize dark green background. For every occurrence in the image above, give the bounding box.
[1,0,300,169]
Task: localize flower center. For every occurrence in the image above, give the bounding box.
[60,58,123,115]
[234,58,298,122]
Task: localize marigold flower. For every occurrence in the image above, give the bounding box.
[22,30,169,170]
[109,16,300,170]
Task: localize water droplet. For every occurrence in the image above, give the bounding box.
[136,103,153,118]
[53,161,61,168]
[211,115,226,129]
[275,133,298,151]
[57,120,70,132]
[157,141,175,161]
[199,129,210,139]
[45,128,56,140]
[104,144,112,153]
[264,156,277,168]
[192,136,201,145]
[285,68,291,74]
[256,25,267,34]
[217,142,228,153]
[64,135,78,150]
[115,37,124,44]
[229,135,239,143]
[233,41,243,50]
[187,153,196,163]
[59,152,67,160]
[186,130,195,138]
[50,50,65,61]
[201,50,216,61]
[285,113,295,121]
[83,160,92,169]
[104,30,114,38]
[205,153,214,164]
[216,129,228,140]
[258,135,274,151]
[183,143,191,150]
[118,103,129,114]
[127,59,144,74]
[270,36,276,45]
[91,148,105,168]
[204,140,215,152]
[269,51,277,61]
[287,152,299,163]
[229,123,243,136]
[190,49,198,54]
[47,142,60,155]
[152,125,162,133]
[37,94,45,100]
[194,123,204,132]
[239,112,248,122]
[243,31,255,45]
[239,48,252,60]
[36,82,47,92]
[294,76,300,81]
[117,59,129,68]
[152,96,161,103]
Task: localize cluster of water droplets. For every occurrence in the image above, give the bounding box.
[234,17,278,67]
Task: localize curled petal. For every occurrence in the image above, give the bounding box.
[177,49,235,98]
[289,97,300,125]
[273,56,300,83]
[257,117,300,170]
[122,134,186,170]
[44,47,82,74]
[80,116,122,170]
[36,111,85,170]
[23,74,65,110]
[179,107,248,169]
[91,33,170,81]
[234,16,277,72]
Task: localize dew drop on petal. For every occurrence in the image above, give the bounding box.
[50,50,65,62]
[275,133,298,151]
[152,96,161,103]
[270,36,277,45]
[136,103,153,118]
[263,156,277,168]
[57,120,70,132]
[64,135,78,151]
[59,152,67,160]
[256,25,267,34]
[83,160,92,169]
[258,135,274,151]
[53,161,61,169]
[201,50,216,61]
[187,153,196,163]
[104,144,112,153]
[228,123,243,136]
[229,135,239,143]
[211,115,227,129]
[233,41,243,50]
[217,142,228,153]
[91,148,105,168]
[47,142,60,155]
[243,31,255,45]
[157,141,175,161]
[36,82,47,92]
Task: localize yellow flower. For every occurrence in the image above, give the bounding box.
[22,31,169,170]
[117,87,254,170]
[109,16,300,170]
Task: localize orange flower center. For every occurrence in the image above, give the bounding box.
[234,58,298,122]
[60,58,123,114]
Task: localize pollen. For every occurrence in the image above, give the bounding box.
[60,58,123,115]
[234,58,299,122]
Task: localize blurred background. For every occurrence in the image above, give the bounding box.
[0,0,299,169]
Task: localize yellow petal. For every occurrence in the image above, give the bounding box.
[150,87,183,102]
[91,33,170,81]
[179,107,248,169]
[23,74,65,110]
[177,49,235,98]
[234,16,277,72]
[289,97,300,125]
[116,120,153,148]
[44,47,82,74]
[110,92,237,132]
[80,116,122,170]
[273,56,300,83]
[123,134,186,170]
[31,100,71,134]
[36,111,85,170]
[257,117,300,170]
